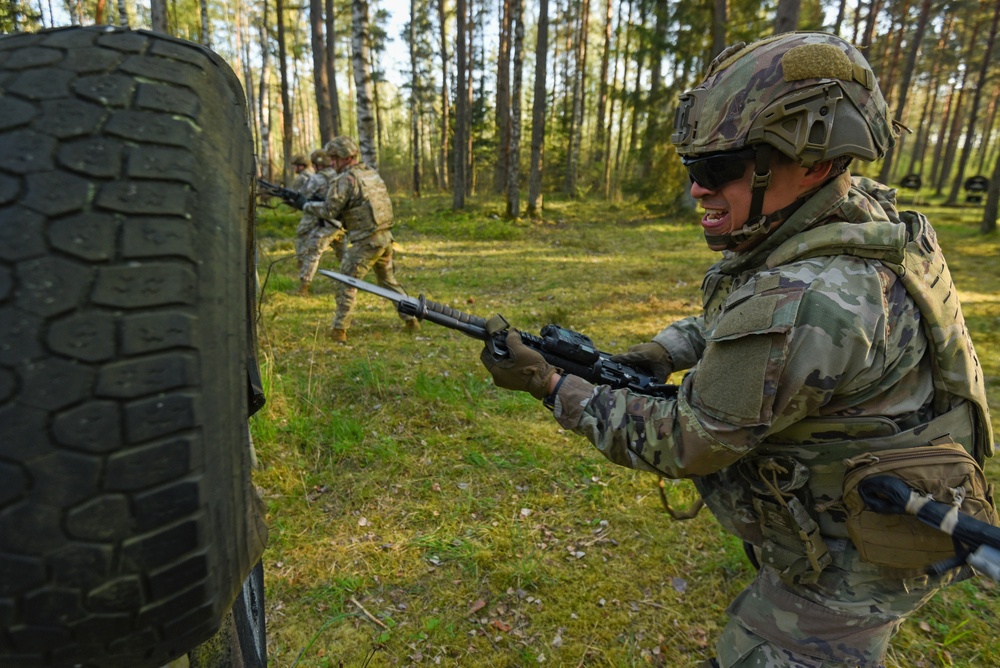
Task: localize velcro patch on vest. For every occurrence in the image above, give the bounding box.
[695,294,786,423]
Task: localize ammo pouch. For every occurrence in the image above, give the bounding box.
[842,439,998,570]
[740,456,831,582]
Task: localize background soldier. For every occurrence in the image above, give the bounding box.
[303,136,419,343]
[289,153,312,191]
[293,149,346,295]
[478,33,994,668]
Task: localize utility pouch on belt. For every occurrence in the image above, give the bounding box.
[842,440,998,570]
[742,456,831,582]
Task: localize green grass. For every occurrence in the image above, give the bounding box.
[251,191,1000,667]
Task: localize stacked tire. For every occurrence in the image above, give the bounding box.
[0,26,267,667]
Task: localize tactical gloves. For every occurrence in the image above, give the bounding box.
[287,192,309,210]
[481,330,559,400]
[610,341,673,382]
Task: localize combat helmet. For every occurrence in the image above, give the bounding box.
[310,149,331,168]
[291,153,309,167]
[672,32,894,165]
[671,32,897,247]
[325,136,360,160]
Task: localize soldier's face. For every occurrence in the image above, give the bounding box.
[689,157,811,252]
[294,164,307,173]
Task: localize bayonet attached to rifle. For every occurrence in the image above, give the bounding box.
[318,270,676,398]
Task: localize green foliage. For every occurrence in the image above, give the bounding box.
[252,192,1000,667]
[0,2,42,32]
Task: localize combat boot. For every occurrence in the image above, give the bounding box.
[328,328,347,343]
[294,279,310,296]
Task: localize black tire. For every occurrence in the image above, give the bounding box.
[0,26,267,668]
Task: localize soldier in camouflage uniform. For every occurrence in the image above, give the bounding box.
[479,33,994,668]
[290,153,312,192]
[303,136,419,343]
[293,149,347,296]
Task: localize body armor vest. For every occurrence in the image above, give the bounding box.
[341,164,394,242]
[694,208,993,580]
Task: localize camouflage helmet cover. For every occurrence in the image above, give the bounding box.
[291,153,309,166]
[310,149,331,167]
[325,136,360,160]
[671,32,896,167]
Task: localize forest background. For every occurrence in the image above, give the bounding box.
[4,0,1000,226]
[4,0,1000,666]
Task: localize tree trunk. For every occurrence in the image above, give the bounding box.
[877,0,931,184]
[929,82,955,189]
[237,4,256,150]
[945,0,999,205]
[310,0,334,144]
[150,0,167,33]
[325,0,342,136]
[200,0,211,47]
[712,0,727,58]
[352,0,378,168]
[506,0,524,218]
[276,0,293,184]
[877,0,912,108]
[453,0,467,208]
[259,0,273,179]
[976,83,1000,175]
[909,57,941,175]
[614,0,634,184]
[527,0,549,217]
[639,1,667,180]
[773,0,800,34]
[466,2,476,195]
[494,0,512,194]
[602,0,624,198]
[438,0,450,189]
[833,0,848,36]
[982,145,999,233]
[411,0,421,196]
[563,0,589,196]
[859,0,880,59]
[593,0,613,166]
[935,18,979,195]
[116,0,128,26]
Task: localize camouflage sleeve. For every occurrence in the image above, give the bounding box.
[652,315,706,371]
[303,172,355,220]
[553,257,923,479]
[300,172,328,199]
[291,173,310,192]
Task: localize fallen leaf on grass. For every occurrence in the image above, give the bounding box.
[467,599,487,616]
[490,619,512,632]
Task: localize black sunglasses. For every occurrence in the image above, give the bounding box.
[682,149,756,190]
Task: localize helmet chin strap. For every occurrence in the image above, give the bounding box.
[703,144,804,250]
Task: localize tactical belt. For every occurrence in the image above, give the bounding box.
[742,403,978,582]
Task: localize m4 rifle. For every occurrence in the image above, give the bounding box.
[318,270,675,398]
[257,178,325,210]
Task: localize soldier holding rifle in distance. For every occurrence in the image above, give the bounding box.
[303,136,418,343]
[478,33,996,668]
[292,149,346,296]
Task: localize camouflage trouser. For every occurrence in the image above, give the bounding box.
[717,549,957,668]
[295,215,346,282]
[333,230,414,330]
